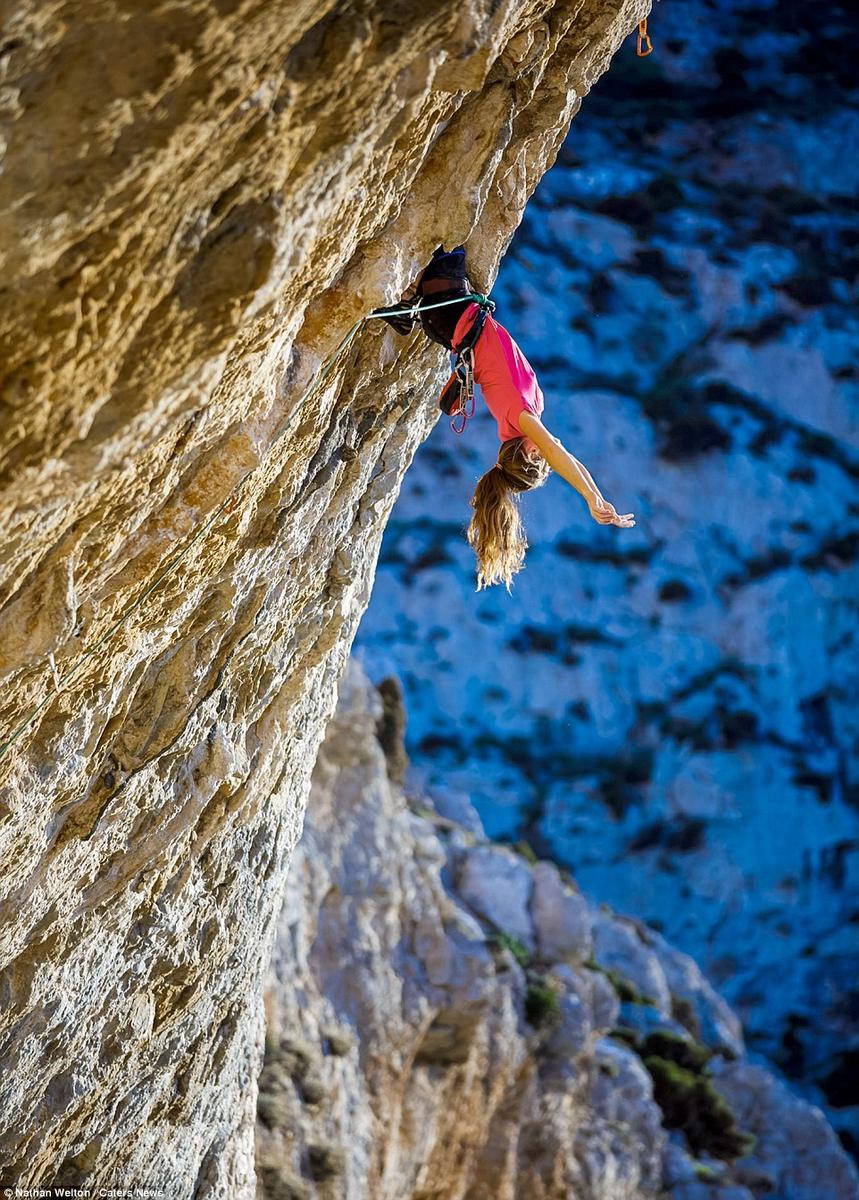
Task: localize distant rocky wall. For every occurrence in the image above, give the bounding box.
[259,662,859,1200]
[355,0,859,1154]
[0,0,646,1191]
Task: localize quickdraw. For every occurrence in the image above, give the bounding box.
[435,297,494,434]
[448,351,476,435]
[636,17,653,57]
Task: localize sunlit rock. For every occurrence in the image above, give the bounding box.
[0,0,648,1189]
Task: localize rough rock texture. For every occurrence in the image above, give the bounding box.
[259,663,859,1199]
[355,0,859,1151]
[0,1,650,1190]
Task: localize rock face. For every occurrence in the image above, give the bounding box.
[355,0,859,1151]
[0,1,649,1190]
[259,662,859,1199]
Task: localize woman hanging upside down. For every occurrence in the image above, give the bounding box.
[374,246,634,590]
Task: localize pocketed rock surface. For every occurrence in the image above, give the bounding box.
[259,663,858,1199]
[0,1,648,1191]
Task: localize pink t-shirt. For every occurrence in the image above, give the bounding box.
[452,303,544,442]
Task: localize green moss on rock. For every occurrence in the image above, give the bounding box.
[584,957,657,1004]
[524,979,561,1029]
[512,839,539,865]
[671,993,701,1038]
[643,1055,755,1161]
[489,931,531,969]
[608,1025,640,1050]
[641,1029,712,1072]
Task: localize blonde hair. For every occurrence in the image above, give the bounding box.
[467,438,549,590]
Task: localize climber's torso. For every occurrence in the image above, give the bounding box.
[452,303,544,443]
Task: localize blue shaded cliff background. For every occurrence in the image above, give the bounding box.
[356,0,859,1160]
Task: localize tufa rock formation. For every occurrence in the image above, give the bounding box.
[0,0,647,1191]
[259,663,859,1199]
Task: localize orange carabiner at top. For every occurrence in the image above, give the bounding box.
[637,18,653,56]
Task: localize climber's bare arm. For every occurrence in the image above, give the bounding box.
[518,411,635,529]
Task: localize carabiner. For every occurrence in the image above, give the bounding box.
[636,18,653,56]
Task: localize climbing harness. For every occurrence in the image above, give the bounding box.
[372,288,495,433]
[0,291,493,763]
[436,298,495,434]
[372,246,496,435]
[439,358,475,434]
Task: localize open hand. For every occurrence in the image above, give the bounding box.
[588,497,635,528]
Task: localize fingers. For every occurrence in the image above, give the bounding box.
[595,511,634,527]
[589,503,635,529]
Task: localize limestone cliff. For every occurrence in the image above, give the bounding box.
[0,1,648,1191]
[259,663,858,1199]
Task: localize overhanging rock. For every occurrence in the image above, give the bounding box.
[0,2,646,1191]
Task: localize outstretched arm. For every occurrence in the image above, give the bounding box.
[518,410,635,529]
